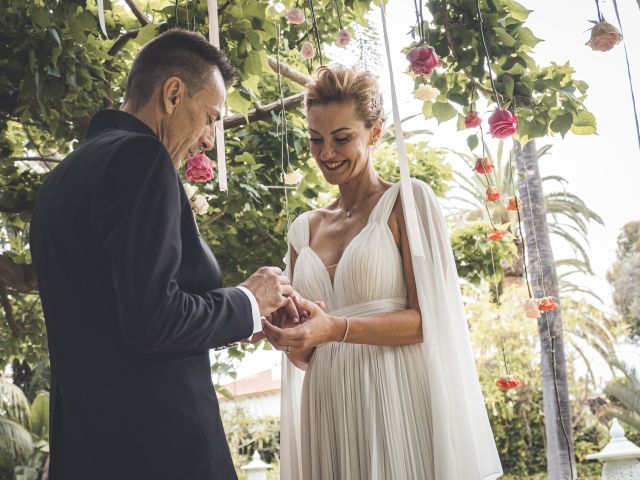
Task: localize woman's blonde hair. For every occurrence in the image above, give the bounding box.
[304,65,384,128]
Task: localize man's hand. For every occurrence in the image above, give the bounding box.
[240,267,293,317]
[262,297,338,352]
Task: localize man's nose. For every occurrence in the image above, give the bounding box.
[199,127,215,151]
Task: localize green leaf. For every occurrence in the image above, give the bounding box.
[517,27,543,48]
[30,392,49,440]
[467,134,479,151]
[226,88,252,120]
[432,102,457,124]
[502,74,515,98]
[504,0,532,21]
[243,50,262,77]
[570,110,597,136]
[493,27,517,48]
[133,23,158,46]
[550,113,573,138]
[422,101,434,119]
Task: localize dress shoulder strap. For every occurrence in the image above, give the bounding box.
[369,183,401,224]
[287,211,311,254]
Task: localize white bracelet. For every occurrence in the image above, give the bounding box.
[340,317,350,343]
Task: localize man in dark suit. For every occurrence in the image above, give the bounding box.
[29,29,295,480]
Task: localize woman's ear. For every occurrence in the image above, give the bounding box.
[370,118,383,145]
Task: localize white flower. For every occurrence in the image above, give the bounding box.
[284,169,303,186]
[192,195,209,215]
[413,84,440,101]
[183,183,197,200]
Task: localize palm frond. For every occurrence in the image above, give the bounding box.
[603,406,640,432]
[0,418,33,469]
[604,382,640,415]
[608,358,640,391]
[0,381,31,429]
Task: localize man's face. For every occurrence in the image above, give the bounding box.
[162,67,226,168]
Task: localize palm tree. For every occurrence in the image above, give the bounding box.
[515,139,575,480]
[448,141,603,301]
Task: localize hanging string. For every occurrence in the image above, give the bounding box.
[276,23,291,227]
[307,0,324,65]
[611,0,640,150]
[474,0,502,107]
[331,0,343,30]
[594,0,604,21]
[489,244,510,376]
[412,0,425,43]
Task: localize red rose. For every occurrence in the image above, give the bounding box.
[185,152,215,183]
[496,375,522,390]
[586,21,623,52]
[486,186,500,202]
[488,109,518,139]
[487,228,508,242]
[465,111,482,129]
[406,46,441,76]
[537,296,558,312]
[507,197,523,211]
[473,157,494,174]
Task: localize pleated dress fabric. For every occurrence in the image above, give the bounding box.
[287,184,435,480]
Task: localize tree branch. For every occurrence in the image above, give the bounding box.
[223,93,305,129]
[0,255,38,294]
[124,0,150,26]
[108,29,140,57]
[0,283,25,337]
[267,56,312,86]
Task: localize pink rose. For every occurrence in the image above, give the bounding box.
[300,41,315,59]
[406,46,441,76]
[586,21,622,52]
[465,111,482,129]
[185,152,215,183]
[337,29,351,47]
[286,8,306,25]
[488,109,518,139]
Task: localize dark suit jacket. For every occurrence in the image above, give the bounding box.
[29,110,253,480]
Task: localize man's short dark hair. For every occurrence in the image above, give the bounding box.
[124,29,237,111]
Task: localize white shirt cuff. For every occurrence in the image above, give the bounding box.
[236,286,262,334]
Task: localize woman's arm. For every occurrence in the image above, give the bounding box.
[262,200,423,352]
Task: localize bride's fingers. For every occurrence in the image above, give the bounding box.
[261,319,306,347]
[293,296,321,316]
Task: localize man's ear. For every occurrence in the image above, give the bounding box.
[162,76,185,114]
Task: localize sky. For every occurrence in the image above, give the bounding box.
[230,0,640,380]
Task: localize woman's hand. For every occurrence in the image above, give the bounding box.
[261,297,342,352]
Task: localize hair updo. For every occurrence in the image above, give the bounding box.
[304,65,384,128]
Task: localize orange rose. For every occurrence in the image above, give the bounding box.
[487,228,508,241]
[586,21,623,52]
[496,375,522,390]
[473,157,494,174]
[486,186,501,202]
[537,296,558,312]
[507,197,522,211]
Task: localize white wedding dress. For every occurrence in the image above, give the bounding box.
[280,180,503,480]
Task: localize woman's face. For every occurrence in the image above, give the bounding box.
[307,100,380,185]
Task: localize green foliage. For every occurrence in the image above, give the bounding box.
[222,406,280,479]
[450,221,517,285]
[607,221,640,339]
[410,0,595,143]
[603,358,640,432]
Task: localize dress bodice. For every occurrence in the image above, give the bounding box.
[288,183,406,313]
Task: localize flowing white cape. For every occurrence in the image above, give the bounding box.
[279,179,503,480]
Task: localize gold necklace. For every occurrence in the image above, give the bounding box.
[339,187,384,218]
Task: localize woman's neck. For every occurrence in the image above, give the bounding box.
[337,164,385,210]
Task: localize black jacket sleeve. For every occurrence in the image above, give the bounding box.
[95,135,253,352]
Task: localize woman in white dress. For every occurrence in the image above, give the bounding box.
[262,66,503,480]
